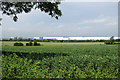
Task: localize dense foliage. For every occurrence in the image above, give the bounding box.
[0,2,62,22]
[25,41,41,46]
[2,42,119,78]
[104,40,114,44]
[14,42,24,46]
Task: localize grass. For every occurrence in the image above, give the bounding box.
[2,41,104,46]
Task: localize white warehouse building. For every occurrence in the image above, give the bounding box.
[33,37,119,40]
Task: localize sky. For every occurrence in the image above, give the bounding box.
[65,0,119,2]
[1,2,118,38]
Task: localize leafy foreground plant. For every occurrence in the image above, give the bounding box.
[2,53,119,78]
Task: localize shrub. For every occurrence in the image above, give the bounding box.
[26,41,33,46]
[26,41,40,46]
[14,42,24,46]
[34,41,40,46]
[113,42,120,44]
[104,40,114,44]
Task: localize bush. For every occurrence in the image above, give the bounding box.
[26,41,33,46]
[14,42,24,46]
[113,42,120,44]
[104,40,114,44]
[34,41,40,46]
[26,41,40,46]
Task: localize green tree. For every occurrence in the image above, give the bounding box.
[0,2,62,22]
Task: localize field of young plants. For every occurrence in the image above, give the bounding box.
[1,41,119,78]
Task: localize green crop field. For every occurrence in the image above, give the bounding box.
[1,41,119,78]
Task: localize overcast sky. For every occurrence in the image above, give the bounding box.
[2,2,118,38]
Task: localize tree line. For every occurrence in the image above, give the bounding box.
[2,38,120,42]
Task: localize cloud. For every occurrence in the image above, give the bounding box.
[57,25,65,28]
[78,16,117,27]
[75,15,118,37]
[104,22,118,26]
[1,2,118,38]
[80,18,107,24]
[34,21,45,27]
[65,0,119,2]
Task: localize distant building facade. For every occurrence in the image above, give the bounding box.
[33,37,119,40]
